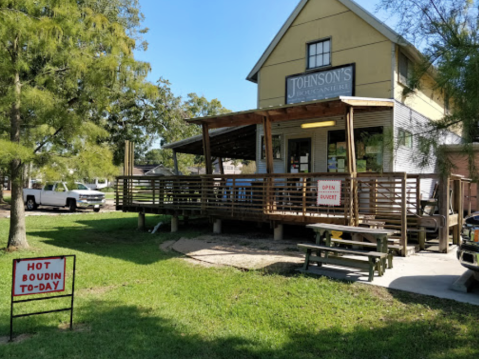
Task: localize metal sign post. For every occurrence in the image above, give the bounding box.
[9,255,76,342]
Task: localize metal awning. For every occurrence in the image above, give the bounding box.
[185,96,394,129]
[163,125,256,160]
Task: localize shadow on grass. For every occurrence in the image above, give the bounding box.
[27,215,211,265]
[1,299,478,359]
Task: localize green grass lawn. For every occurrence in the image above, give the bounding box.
[103,192,115,200]
[1,213,479,358]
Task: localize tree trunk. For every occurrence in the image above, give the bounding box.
[0,170,4,203]
[7,67,28,249]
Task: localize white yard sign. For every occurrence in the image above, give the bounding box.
[13,257,66,296]
[317,180,342,206]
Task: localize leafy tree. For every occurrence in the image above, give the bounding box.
[154,93,231,175]
[379,0,479,178]
[0,0,150,249]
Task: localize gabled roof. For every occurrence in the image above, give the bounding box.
[246,0,412,83]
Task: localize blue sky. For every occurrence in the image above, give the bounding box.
[135,0,388,112]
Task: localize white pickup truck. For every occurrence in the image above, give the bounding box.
[24,182,106,212]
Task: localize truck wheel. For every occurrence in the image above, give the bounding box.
[26,197,38,211]
[93,208,101,213]
[68,199,77,212]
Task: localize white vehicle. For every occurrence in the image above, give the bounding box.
[23,182,106,212]
[84,178,110,190]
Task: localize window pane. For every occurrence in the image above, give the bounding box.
[323,53,330,66]
[317,55,323,67]
[309,43,316,56]
[316,42,323,55]
[323,40,330,53]
[399,52,409,84]
[309,56,316,68]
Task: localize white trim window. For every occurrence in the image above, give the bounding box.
[398,128,413,148]
[261,135,283,160]
[398,51,413,86]
[308,39,331,70]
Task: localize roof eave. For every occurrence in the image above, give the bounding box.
[246,0,415,83]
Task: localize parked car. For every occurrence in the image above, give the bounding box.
[84,178,110,190]
[23,182,106,212]
[458,212,479,279]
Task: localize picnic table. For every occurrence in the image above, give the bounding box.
[298,224,395,281]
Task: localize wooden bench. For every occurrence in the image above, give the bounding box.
[298,244,388,282]
[330,239,401,269]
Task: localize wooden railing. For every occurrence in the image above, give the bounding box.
[116,173,354,222]
[116,172,467,255]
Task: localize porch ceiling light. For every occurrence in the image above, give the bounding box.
[301,120,336,129]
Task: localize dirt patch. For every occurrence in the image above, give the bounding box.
[182,257,224,268]
[0,333,34,345]
[77,285,117,296]
[171,235,304,273]
[58,322,91,332]
[159,240,177,253]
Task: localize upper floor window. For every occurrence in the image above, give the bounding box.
[398,51,413,86]
[308,39,331,70]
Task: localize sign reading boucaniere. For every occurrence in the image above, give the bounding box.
[13,257,66,296]
[286,64,354,104]
[317,180,342,206]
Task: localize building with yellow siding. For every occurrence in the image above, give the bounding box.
[122,0,468,254]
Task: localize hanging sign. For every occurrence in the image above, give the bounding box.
[286,64,355,105]
[13,257,66,296]
[317,180,342,206]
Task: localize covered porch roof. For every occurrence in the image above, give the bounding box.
[163,125,256,161]
[186,96,394,129]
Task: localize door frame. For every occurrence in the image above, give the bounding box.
[287,137,312,173]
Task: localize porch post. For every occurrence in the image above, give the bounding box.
[262,116,274,174]
[439,176,450,253]
[345,106,358,226]
[173,150,179,175]
[202,124,213,175]
[219,158,225,175]
[345,106,356,173]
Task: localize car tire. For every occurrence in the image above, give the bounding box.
[93,208,101,213]
[26,197,38,211]
[68,199,77,212]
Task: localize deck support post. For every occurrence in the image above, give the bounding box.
[274,224,284,241]
[138,212,146,231]
[213,219,222,234]
[439,176,450,253]
[202,124,213,175]
[173,150,179,175]
[171,216,179,233]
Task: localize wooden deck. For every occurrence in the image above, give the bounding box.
[116,172,468,256]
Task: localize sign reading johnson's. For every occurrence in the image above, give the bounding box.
[286,64,355,105]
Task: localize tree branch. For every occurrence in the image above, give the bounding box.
[33,127,64,154]
[0,8,40,20]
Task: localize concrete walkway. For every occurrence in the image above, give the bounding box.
[304,247,479,305]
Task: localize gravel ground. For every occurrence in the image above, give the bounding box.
[0,199,117,218]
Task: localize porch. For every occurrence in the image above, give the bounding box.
[117,96,471,257]
[116,171,470,256]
